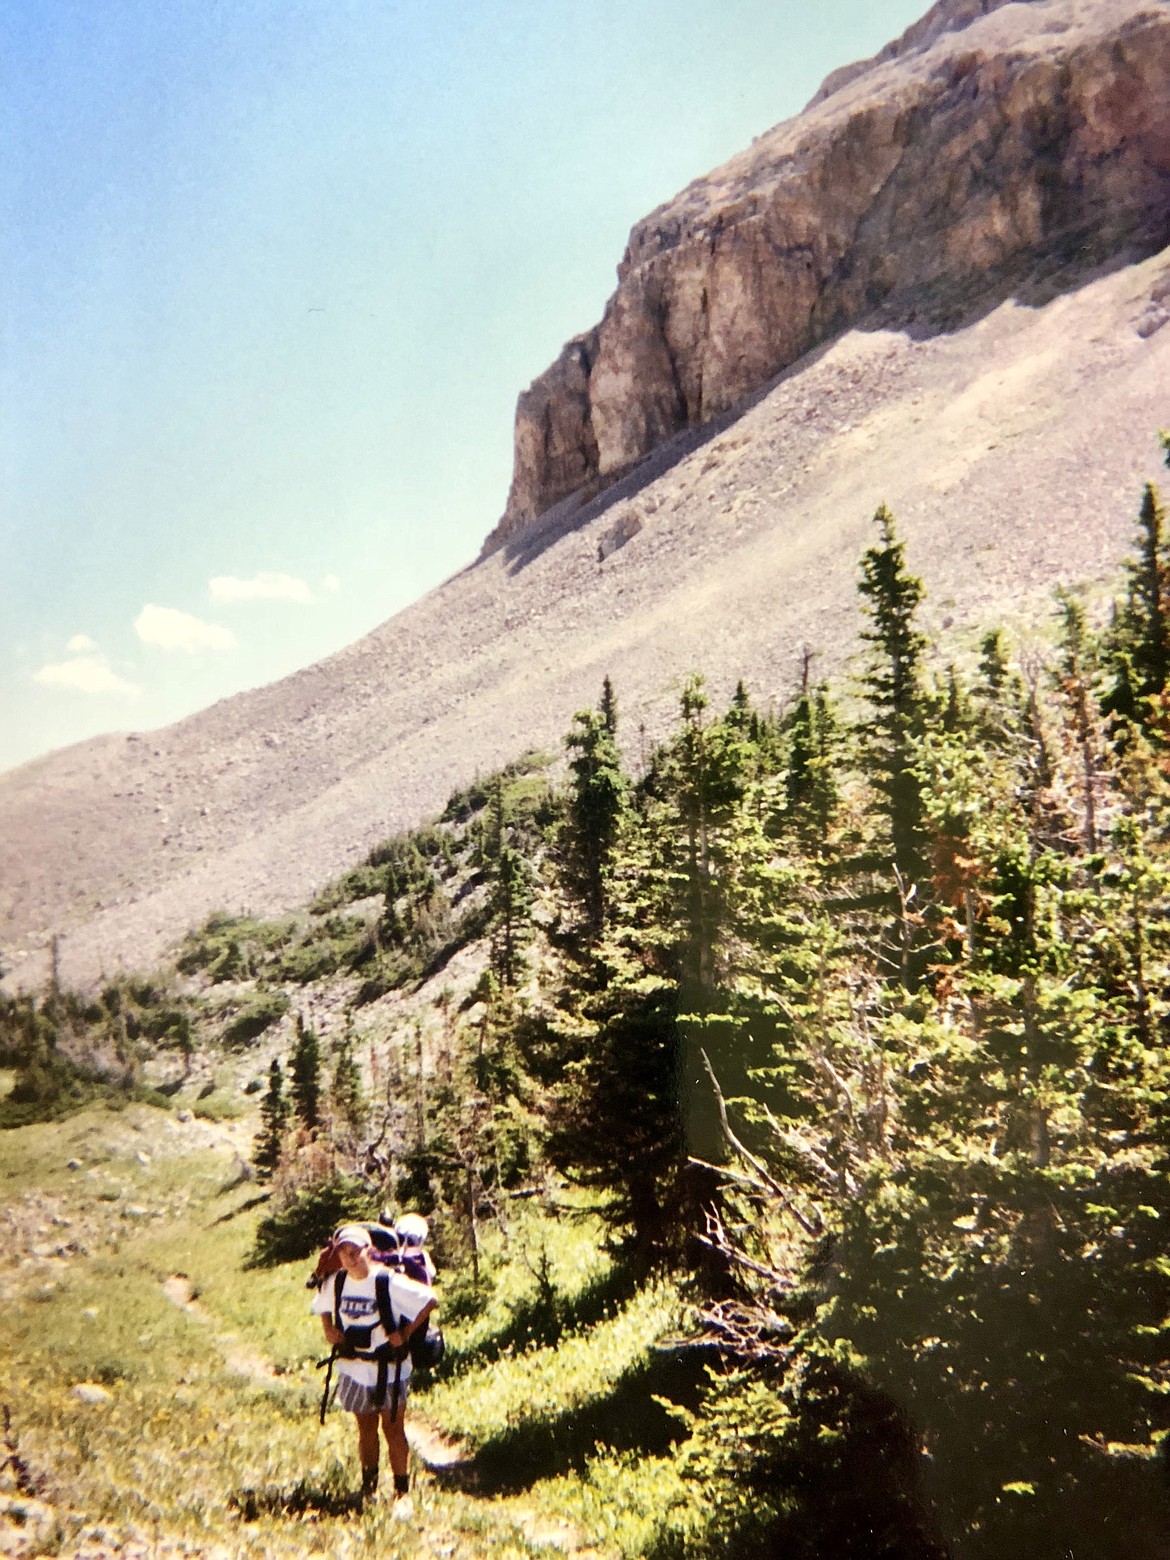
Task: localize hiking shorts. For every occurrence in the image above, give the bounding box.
[335,1370,409,1416]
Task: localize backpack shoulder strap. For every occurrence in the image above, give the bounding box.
[332,1268,346,1331]
[374,1269,394,1335]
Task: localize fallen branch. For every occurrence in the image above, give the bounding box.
[700,1049,823,1236]
[694,1200,794,1289]
[689,1299,795,1364]
[759,1104,857,1196]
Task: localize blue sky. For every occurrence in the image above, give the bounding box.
[1,0,924,772]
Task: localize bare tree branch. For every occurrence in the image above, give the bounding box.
[696,1203,793,1289]
[700,1049,823,1236]
[688,1299,795,1363]
[758,1105,855,1194]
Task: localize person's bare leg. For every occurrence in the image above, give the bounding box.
[356,1411,380,1497]
[381,1401,409,1480]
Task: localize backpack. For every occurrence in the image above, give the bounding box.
[408,1312,445,1372]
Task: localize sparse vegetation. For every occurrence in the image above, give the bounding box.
[223,991,290,1049]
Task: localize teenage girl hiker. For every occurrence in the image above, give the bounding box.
[312,1224,437,1512]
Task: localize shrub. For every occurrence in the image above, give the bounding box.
[248,1173,377,1267]
[277,942,339,984]
[309,863,388,914]
[192,1092,243,1121]
[221,992,289,1049]
[177,914,296,979]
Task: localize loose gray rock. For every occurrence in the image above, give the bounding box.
[72,1383,112,1403]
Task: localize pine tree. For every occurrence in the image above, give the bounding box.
[253,1058,289,1180]
[378,879,404,947]
[784,680,839,848]
[562,700,628,937]
[331,1033,368,1141]
[857,504,928,885]
[1103,481,1169,738]
[661,674,748,1002]
[727,679,752,730]
[854,505,932,984]
[490,841,531,988]
[289,1014,322,1133]
[1055,589,1103,853]
[978,628,1009,693]
[599,674,618,736]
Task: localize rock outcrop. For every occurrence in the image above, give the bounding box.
[484,0,1170,552]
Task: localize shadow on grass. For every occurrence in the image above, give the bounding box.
[232,1478,360,1521]
[443,1259,640,1376]
[210,1191,270,1226]
[442,1347,708,1496]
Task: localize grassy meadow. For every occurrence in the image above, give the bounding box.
[0,1099,699,1559]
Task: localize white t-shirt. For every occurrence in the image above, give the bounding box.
[311,1265,434,1388]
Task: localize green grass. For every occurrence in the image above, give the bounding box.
[0,1104,712,1558]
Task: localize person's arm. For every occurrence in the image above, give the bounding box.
[391,1296,436,1348]
[321,1315,344,1347]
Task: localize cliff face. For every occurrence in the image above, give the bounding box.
[485,0,1170,551]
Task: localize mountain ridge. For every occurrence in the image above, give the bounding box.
[486,0,1170,550]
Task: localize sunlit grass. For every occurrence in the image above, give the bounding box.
[424,1280,683,1444]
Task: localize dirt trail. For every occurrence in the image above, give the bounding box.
[407,1417,472,1470]
[161,1273,276,1381]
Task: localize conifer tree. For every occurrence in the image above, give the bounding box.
[978,627,1009,693]
[599,674,618,736]
[378,879,404,947]
[1055,589,1103,852]
[289,1014,322,1133]
[253,1058,289,1180]
[662,674,747,1001]
[331,1033,368,1141]
[1103,480,1169,737]
[856,504,928,888]
[784,680,839,847]
[727,679,752,729]
[490,840,531,988]
[562,698,627,937]
[853,505,932,984]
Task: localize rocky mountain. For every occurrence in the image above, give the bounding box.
[486,0,1170,549]
[3,0,1169,990]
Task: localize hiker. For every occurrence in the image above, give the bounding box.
[394,1210,437,1283]
[312,1223,437,1511]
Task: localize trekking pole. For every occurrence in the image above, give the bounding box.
[317,1345,339,1426]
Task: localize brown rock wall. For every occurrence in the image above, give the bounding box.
[485,0,1170,554]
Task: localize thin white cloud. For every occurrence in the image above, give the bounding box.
[135,604,237,653]
[34,654,140,697]
[66,632,98,653]
[209,571,313,604]
[321,573,341,594]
